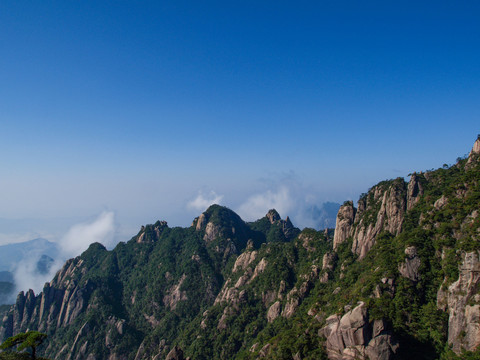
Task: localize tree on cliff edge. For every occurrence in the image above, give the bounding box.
[0,331,48,360]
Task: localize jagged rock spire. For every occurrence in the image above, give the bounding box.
[266,209,281,224]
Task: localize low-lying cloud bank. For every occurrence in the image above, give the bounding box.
[10,211,116,301]
[236,186,339,230]
[186,178,341,230]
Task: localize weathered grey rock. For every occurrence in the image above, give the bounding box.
[165,346,185,360]
[251,258,268,281]
[434,195,448,210]
[338,302,370,348]
[407,173,424,211]
[399,246,421,282]
[352,181,406,260]
[203,222,220,242]
[258,343,271,357]
[267,301,281,323]
[261,290,277,306]
[467,137,480,165]
[298,233,316,252]
[472,137,480,155]
[266,209,281,224]
[333,202,356,250]
[437,251,480,353]
[163,274,187,310]
[264,209,298,239]
[321,303,398,360]
[232,250,257,273]
[281,271,315,318]
[323,252,337,271]
[282,288,300,319]
[195,213,207,231]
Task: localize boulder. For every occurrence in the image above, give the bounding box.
[321,303,398,360]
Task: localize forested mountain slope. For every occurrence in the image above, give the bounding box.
[1,137,480,360]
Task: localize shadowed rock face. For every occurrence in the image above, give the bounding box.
[0,257,92,341]
[165,346,185,360]
[266,209,281,224]
[332,176,421,261]
[352,180,407,260]
[406,173,424,211]
[399,246,421,282]
[467,138,480,164]
[438,251,480,353]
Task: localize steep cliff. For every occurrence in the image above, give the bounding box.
[332,175,425,260]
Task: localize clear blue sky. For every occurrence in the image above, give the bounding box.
[1,1,479,242]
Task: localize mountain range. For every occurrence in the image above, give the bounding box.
[0,239,58,306]
[1,137,480,360]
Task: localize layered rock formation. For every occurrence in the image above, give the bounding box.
[333,202,356,250]
[438,251,480,353]
[322,302,398,360]
[332,175,424,260]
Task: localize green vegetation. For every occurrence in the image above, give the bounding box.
[1,144,480,359]
[0,331,48,360]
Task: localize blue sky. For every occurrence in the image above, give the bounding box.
[1,1,479,244]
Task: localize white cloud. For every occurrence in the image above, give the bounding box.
[187,191,224,212]
[59,211,116,258]
[236,186,293,222]
[10,211,116,299]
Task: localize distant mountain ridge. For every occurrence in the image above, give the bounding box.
[1,137,479,360]
[0,238,59,305]
[0,238,58,272]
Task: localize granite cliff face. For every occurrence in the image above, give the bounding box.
[438,251,480,353]
[322,302,399,360]
[324,137,480,358]
[333,202,356,251]
[332,175,425,260]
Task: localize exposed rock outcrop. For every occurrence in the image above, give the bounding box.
[352,180,406,260]
[281,266,318,319]
[437,251,480,353]
[434,195,448,210]
[165,346,185,360]
[195,213,207,231]
[232,250,257,273]
[0,256,93,340]
[398,246,421,282]
[406,173,424,211]
[204,222,221,242]
[320,252,337,283]
[265,209,299,240]
[267,301,281,323]
[323,252,337,271]
[137,221,168,243]
[333,202,356,250]
[163,274,188,310]
[466,137,480,165]
[321,302,399,360]
[266,209,281,224]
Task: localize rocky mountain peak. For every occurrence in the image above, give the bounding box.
[136,221,168,243]
[333,201,356,250]
[470,136,480,156]
[266,209,281,224]
[467,136,480,166]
